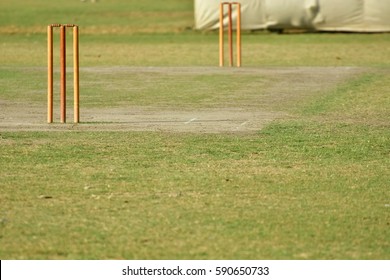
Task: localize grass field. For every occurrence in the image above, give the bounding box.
[0,0,389,259]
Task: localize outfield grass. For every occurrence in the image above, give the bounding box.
[1,32,389,67]
[1,0,389,67]
[0,0,389,259]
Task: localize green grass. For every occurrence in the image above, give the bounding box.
[0,0,389,67]
[0,0,389,259]
[1,122,389,259]
[302,73,390,121]
[0,0,194,32]
[1,32,389,67]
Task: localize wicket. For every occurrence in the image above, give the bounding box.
[47,24,79,123]
[219,2,241,67]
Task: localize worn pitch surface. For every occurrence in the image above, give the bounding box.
[0,66,364,133]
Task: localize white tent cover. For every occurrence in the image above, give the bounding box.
[194,0,390,32]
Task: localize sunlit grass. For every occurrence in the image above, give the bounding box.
[0,0,389,260]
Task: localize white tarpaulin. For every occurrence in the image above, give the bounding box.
[194,0,267,30]
[194,0,390,32]
[264,0,320,30]
[314,0,390,32]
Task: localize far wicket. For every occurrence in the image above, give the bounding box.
[219,2,241,67]
[47,24,79,123]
